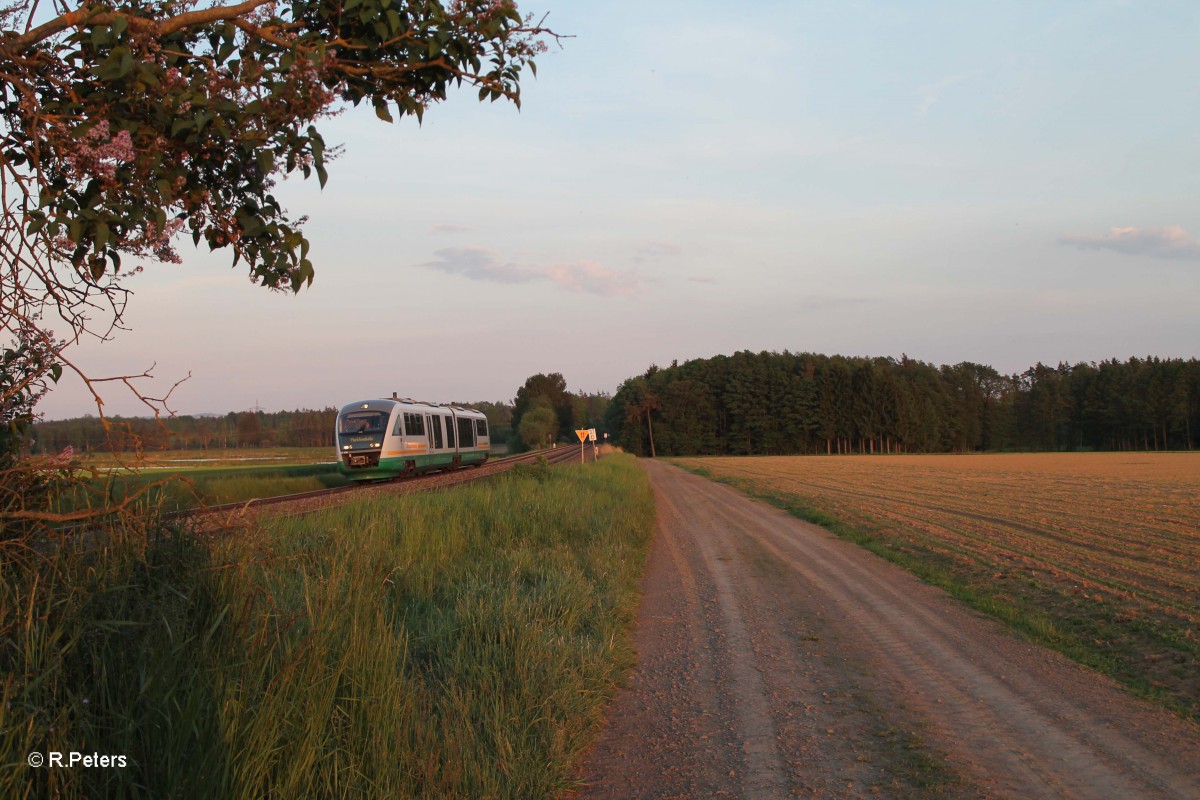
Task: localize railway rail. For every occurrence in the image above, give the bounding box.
[187,442,595,528]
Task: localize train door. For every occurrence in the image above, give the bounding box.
[427,413,442,450]
[445,414,456,451]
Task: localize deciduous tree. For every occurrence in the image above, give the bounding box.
[516,399,555,450]
[1,0,554,530]
[1,0,554,417]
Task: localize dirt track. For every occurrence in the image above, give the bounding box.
[572,461,1200,799]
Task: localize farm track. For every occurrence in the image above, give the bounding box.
[575,461,1200,800]
[187,444,591,529]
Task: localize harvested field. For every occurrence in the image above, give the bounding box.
[673,453,1200,720]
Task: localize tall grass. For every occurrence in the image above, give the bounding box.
[1,454,654,798]
[52,462,350,517]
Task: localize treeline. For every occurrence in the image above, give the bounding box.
[32,400,520,453]
[605,352,1200,457]
[508,373,610,451]
[32,409,341,452]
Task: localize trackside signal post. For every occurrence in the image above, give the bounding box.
[576,429,588,464]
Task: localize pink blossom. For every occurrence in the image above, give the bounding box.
[58,120,138,182]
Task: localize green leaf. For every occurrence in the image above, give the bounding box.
[97,46,133,81]
[94,221,110,251]
[238,211,265,239]
[373,97,394,122]
[307,126,324,159]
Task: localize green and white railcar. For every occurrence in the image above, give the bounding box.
[335,395,490,481]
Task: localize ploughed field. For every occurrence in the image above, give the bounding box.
[672,452,1200,719]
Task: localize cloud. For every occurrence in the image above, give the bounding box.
[422,247,539,284]
[688,276,716,284]
[1058,225,1200,260]
[429,224,472,235]
[423,247,647,297]
[634,241,682,263]
[545,261,646,297]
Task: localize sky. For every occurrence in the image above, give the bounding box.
[38,0,1200,419]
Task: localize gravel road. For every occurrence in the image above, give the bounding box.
[572,460,1200,799]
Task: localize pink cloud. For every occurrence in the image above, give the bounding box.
[423,248,647,297]
[1059,225,1200,260]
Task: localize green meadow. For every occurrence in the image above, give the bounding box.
[2,454,654,798]
[54,460,350,516]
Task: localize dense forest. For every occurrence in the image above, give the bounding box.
[605,352,1200,457]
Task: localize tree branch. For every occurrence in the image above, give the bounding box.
[6,0,277,52]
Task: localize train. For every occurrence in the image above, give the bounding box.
[335,394,490,481]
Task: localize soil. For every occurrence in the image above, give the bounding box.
[570,460,1200,799]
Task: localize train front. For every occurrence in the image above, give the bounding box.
[335,400,393,477]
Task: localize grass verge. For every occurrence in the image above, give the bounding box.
[676,462,1199,723]
[2,453,654,798]
[54,461,351,517]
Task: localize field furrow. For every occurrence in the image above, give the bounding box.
[743,476,1200,617]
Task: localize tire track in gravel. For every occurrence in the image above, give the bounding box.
[663,483,790,799]
[572,461,1200,800]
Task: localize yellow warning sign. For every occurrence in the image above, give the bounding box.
[575,429,589,442]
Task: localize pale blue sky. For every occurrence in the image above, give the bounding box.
[41,0,1200,418]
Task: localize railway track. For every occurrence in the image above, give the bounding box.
[188,442,596,527]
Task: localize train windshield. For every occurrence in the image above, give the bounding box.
[338,411,388,434]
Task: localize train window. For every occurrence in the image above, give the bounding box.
[339,411,387,434]
[445,416,456,448]
[392,416,403,436]
[404,413,425,437]
[430,415,442,449]
[457,417,475,447]
[475,418,488,437]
